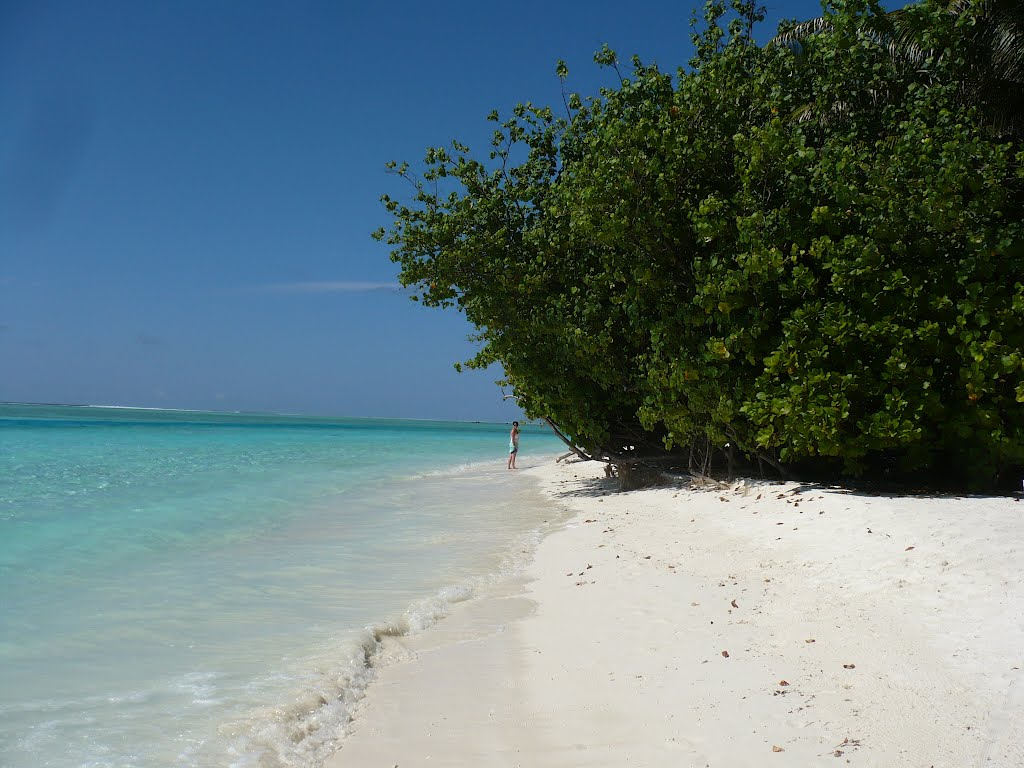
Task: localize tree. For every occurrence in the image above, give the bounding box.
[375,0,1024,490]
[773,0,1024,139]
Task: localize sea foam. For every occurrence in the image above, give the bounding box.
[0,405,565,768]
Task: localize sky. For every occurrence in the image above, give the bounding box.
[0,0,825,421]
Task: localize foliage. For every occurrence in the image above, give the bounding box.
[375,0,1024,490]
[773,0,1024,139]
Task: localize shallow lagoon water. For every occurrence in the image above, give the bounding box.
[0,404,564,767]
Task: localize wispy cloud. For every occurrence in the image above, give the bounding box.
[261,281,401,294]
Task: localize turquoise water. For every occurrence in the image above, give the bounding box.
[0,404,564,767]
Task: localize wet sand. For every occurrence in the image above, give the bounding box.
[325,459,1024,767]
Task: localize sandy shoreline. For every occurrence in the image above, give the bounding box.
[325,459,1024,767]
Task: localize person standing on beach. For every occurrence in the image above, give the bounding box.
[508,421,520,469]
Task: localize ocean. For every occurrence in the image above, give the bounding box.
[0,404,565,767]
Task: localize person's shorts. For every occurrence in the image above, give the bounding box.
[509,446,518,454]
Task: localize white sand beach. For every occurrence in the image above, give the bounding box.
[325,459,1024,767]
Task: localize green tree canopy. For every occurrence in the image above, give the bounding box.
[376,0,1024,491]
[774,0,1024,139]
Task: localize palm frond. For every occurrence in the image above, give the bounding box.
[772,0,1024,139]
[769,18,835,47]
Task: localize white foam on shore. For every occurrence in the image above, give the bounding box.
[219,548,547,767]
[2,407,567,768]
[321,459,1024,768]
[214,478,564,768]
[406,454,562,481]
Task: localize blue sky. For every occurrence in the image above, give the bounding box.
[1,0,825,420]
